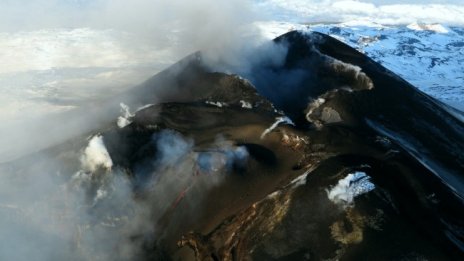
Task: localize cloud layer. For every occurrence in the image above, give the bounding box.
[260,0,464,26]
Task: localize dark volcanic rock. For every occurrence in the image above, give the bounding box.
[170,31,464,260]
[2,31,463,261]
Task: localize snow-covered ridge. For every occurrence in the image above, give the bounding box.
[311,23,464,107]
[256,1,464,109]
[257,21,464,109]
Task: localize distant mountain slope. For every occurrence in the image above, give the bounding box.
[257,21,464,110]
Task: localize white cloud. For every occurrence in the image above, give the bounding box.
[262,0,464,26]
[0,28,175,74]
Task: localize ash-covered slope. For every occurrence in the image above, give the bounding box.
[169,31,464,260]
[1,31,463,261]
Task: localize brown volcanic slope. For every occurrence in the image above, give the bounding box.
[1,31,464,260]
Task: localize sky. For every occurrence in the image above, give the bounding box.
[1,0,464,32]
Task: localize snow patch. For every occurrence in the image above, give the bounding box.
[261,116,295,139]
[327,171,375,206]
[240,100,253,109]
[290,172,308,187]
[205,101,227,108]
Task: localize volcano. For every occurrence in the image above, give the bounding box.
[1,31,463,260]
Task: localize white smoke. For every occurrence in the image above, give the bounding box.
[80,135,113,173]
[0,0,289,162]
[0,128,239,260]
[0,136,139,260]
[154,130,194,168]
[0,0,260,73]
[117,103,134,128]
